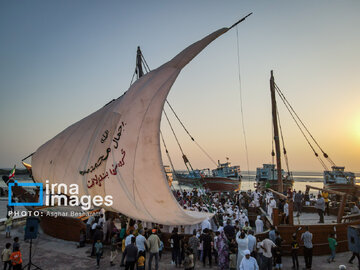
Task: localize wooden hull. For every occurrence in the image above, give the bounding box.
[177,176,241,192]
[256,179,293,192]
[276,220,360,255]
[25,206,86,242]
[324,183,360,198]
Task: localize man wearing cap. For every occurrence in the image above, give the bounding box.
[240,249,259,270]
[147,229,161,270]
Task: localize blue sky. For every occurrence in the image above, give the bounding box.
[1,0,359,172]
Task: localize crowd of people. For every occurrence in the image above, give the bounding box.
[2,187,360,270]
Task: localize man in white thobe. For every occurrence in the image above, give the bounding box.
[240,249,259,270]
[255,216,264,234]
[267,197,276,218]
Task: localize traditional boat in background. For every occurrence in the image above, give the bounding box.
[324,166,360,198]
[175,159,241,192]
[255,163,293,191]
[258,71,360,256]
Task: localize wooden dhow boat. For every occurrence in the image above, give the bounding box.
[10,14,253,241]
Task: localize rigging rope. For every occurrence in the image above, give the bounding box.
[276,108,290,174]
[236,27,251,189]
[160,130,184,193]
[274,85,329,171]
[165,100,218,167]
[163,109,194,173]
[275,83,336,167]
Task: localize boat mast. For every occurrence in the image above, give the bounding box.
[136,46,144,79]
[270,70,283,193]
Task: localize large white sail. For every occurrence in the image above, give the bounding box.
[31,27,230,225]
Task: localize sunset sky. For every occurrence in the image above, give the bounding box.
[0,0,359,173]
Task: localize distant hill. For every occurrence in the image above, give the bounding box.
[0,169,29,175]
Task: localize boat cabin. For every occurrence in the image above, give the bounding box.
[324,166,356,185]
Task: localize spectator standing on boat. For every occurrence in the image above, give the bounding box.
[147,229,161,270]
[283,201,289,224]
[2,242,12,270]
[255,216,264,234]
[294,191,303,216]
[269,226,276,243]
[315,194,325,223]
[327,233,337,263]
[291,233,299,269]
[123,236,138,270]
[259,235,276,270]
[350,202,360,215]
[322,191,330,216]
[301,226,313,270]
[274,231,283,270]
[267,197,276,219]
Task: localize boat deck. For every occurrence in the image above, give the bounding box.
[292,212,338,225]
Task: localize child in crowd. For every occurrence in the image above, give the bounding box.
[12,237,20,252]
[2,243,12,270]
[183,249,194,270]
[327,233,337,263]
[137,250,145,270]
[9,246,22,270]
[274,244,282,270]
[291,233,299,269]
[94,239,103,269]
[229,248,237,270]
[77,229,86,248]
[5,214,13,238]
[110,232,119,266]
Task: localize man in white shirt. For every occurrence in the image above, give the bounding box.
[255,216,264,234]
[136,229,147,252]
[125,230,135,247]
[260,235,276,270]
[267,197,276,218]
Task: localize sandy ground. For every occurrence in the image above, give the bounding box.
[0,226,359,270]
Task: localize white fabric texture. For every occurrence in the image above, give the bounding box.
[31,28,229,225]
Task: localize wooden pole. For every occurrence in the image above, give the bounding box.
[273,207,279,226]
[305,185,346,196]
[288,200,294,225]
[337,194,347,223]
[270,71,283,193]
